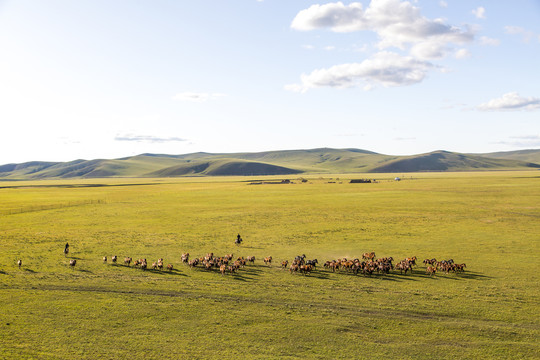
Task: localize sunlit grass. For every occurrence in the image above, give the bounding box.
[0,172,539,359]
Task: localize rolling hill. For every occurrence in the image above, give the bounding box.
[0,148,539,179]
[368,150,540,173]
[147,159,303,177]
[474,149,540,164]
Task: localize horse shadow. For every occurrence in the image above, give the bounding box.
[431,270,491,281]
[242,267,264,276]
[387,269,491,281]
[230,273,256,282]
[76,269,93,274]
[303,270,331,280]
[146,268,187,277]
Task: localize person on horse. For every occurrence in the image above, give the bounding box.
[235,234,243,245]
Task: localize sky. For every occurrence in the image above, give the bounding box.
[0,0,539,164]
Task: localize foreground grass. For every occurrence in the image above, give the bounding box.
[0,172,539,359]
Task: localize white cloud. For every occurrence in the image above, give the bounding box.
[172,92,225,102]
[439,1,447,8]
[291,2,367,32]
[290,0,474,57]
[288,1,475,92]
[115,134,187,143]
[454,48,471,59]
[285,51,434,92]
[504,26,524,34]
[494,135,540,148]
[480,36,500,46]
[472,7,486,19]
[504,25,535,42]
[477,92,540,111]
[410,40,448,59]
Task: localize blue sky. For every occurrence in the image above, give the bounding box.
[0,0,539,164]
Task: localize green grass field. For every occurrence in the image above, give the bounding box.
[0,172,539,359]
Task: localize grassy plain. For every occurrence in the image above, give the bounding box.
[0,172,539,359]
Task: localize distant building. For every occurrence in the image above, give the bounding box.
[350,179,372,183]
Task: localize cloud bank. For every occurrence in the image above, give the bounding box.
[495,135,540,148]
[504,26,538,43]
[291,0,473,53]
[288,0,474,92]
[115,135,187,143]
[285,51,434,92]
[477,92,540,111]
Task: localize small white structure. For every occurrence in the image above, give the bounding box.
[395,177,401,181]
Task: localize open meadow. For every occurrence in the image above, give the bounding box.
[0,172,539,359]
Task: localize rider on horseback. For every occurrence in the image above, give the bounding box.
[235,234,243,245]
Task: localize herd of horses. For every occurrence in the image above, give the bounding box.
[14,243,465,279]
[94,250,465,278]
[102,255,174,271]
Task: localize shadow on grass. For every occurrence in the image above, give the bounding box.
[23,268,37,273]
[433,270,491,281]
[181,264,265,282]
[144,268,187,277]
[299,272,332,280]
[243,266,265,274]
[279,268,333,280]
[230,273,256,282]
[110,263,188,277]
[244,269,264,278]
[0,270,7,275]
[384,270,492,281]
[360,273,418,282]
[76,269,93,274]
[315,269,408,281]
[315,268,491,282]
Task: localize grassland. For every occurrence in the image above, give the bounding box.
[0,172,539,359]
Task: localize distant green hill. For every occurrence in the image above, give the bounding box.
[1,148,539,179]
[369,150,540,173]
[148,159,303,177]
[475,149,540,164]
[153,148,393,173]
[0,156,183,179]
